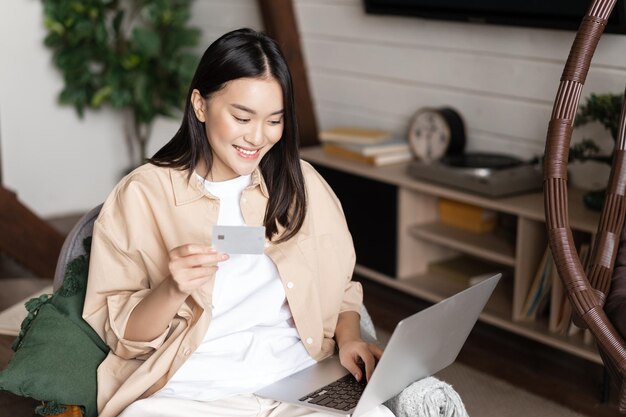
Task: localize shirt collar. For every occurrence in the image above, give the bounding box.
[170,166,269,206]
[251,167,270,198]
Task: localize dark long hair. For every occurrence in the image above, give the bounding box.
[149,28,306,243]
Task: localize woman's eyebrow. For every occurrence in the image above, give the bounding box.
[231,103,284,116]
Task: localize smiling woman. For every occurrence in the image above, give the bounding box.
[80,28,394,417]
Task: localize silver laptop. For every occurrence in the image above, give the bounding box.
[255,273,501,416]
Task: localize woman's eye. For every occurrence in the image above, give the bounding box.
[233,116,250,123]
[268,120,282,126]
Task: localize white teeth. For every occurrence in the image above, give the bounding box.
[235,146,258,156]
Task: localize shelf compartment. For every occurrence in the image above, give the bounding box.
[355,264,600,364]
[355,264,512,325]
[408,222,516,266]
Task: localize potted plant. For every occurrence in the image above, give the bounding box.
[40,0,200,169]
[571,92,622,210]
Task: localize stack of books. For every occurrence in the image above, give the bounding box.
[319,127,412,166]
[525,243,595,345]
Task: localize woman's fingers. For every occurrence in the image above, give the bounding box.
[340,342,384,382]
[170,252,229,270]
[341,357,363,381]
[169,244,215,259]
[361,348,377,382]
[370,344,384,360]
[167,244,229,294]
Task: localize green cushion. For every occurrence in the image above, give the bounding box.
[0,238,109,417]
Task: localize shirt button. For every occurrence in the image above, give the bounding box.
[306,337,313,345]
[287,282,294,289]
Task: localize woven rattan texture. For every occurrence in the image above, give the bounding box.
[544,0,626,411]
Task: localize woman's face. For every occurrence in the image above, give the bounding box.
[192,76,284,182]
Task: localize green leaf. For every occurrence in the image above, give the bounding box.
[133,73,150,108]
[131,27,161,57]
[63,17,76,29]
[110,89,131,108]
[44,32,61,48]
[91,86,113,107]
[120,54,141,70]
[161,9,173,25]
[44,17,65,35]
[95,23,107,44]
[88,7,99,20]
[70,2,85,14]
[576,93,624,141]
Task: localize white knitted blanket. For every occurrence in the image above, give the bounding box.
[384,376,469,417]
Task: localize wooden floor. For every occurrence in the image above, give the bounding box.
[0,213,622,416]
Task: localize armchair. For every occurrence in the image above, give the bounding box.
[544,0,626,411]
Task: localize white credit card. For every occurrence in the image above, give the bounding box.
[211,225,266,254]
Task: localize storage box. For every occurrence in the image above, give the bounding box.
[438,198,497,233]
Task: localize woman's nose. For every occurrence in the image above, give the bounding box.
[245,124,264,146]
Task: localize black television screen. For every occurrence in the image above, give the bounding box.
[363,0,626,34]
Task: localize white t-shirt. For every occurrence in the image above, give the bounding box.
[153,174,315,401]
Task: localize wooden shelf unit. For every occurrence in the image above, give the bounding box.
[302,146,601,364]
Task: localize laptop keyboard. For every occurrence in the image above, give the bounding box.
[298,374,366,412]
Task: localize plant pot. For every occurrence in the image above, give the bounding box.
[583,189,606,211]
[569,160,611,191]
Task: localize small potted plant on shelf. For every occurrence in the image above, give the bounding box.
[40,0,200,170]
[571,92,622,210]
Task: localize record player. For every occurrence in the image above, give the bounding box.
[407,152,543,197]
[405,106,542,197]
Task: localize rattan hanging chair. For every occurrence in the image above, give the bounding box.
[544,0,626,411]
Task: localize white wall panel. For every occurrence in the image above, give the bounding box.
[304,37,626,104]
[309,71,553,144]
[295,0,626,68]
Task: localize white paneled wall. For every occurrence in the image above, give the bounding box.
[2,0,626,216]
[295,0,626,160]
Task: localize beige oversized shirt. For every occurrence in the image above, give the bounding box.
[82,160,362,417]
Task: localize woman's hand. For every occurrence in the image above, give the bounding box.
[168,244,229,295]
[338,339,383,382]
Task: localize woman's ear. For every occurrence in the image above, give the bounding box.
[191,89,206,122]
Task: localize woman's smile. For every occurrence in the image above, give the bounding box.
[233,145,261,159]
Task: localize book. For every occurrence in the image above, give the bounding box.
[319,127,392,145]
[324,137,410,156]
[549,259,567,333]
[322,143,412,166]
[522,246,553,320]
